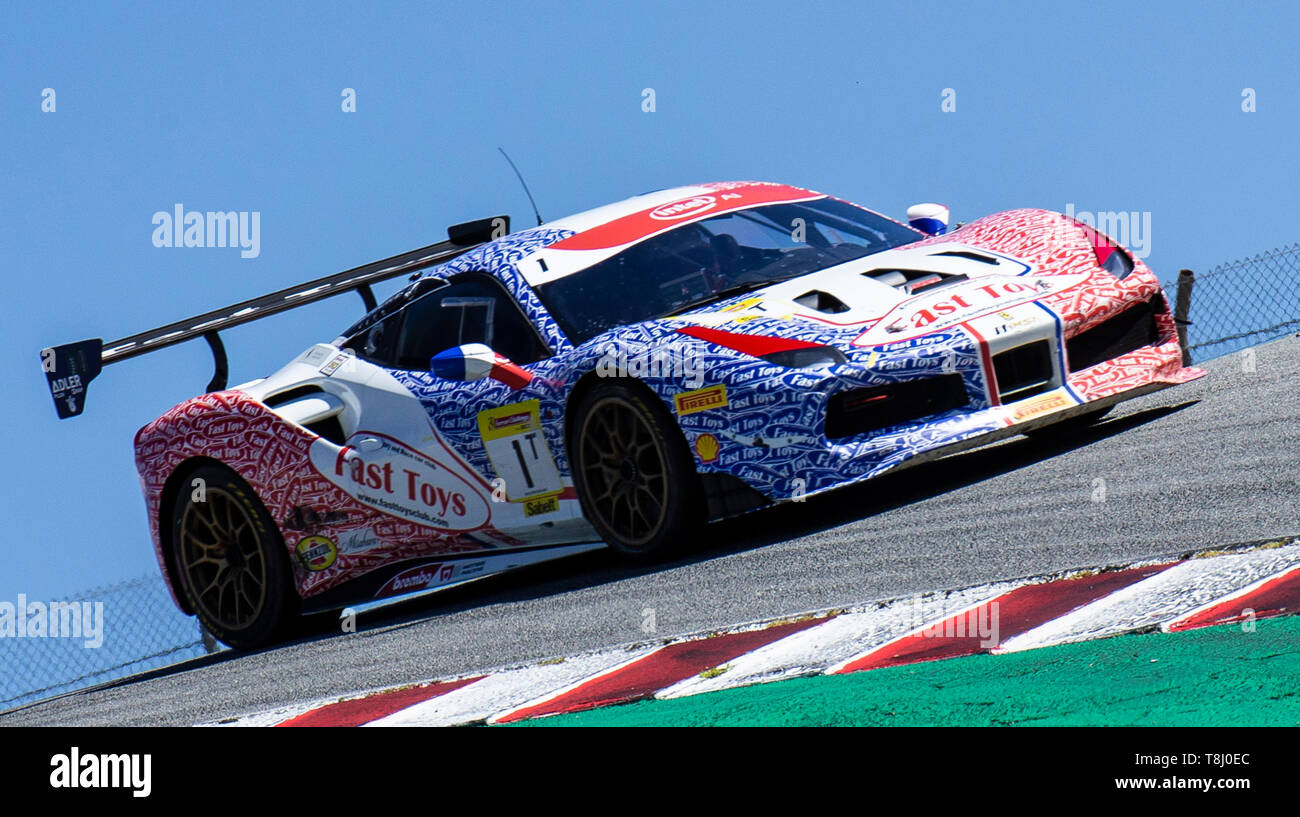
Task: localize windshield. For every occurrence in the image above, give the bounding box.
[533,197,922,345]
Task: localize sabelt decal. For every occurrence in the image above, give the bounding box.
[854,274,1089,347]
[523,495,559,517]
[295,535,338,572]
[477,400,563,501]
[674,385,728,416]
[1010,391,1075,422]
[308,434,490,531]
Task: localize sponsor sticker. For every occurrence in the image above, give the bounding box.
[650,195,717,221]
[319,350,354,377]
[674,384,728,416]
[720,297,765,313]
[308,433,491,530]
[295,535,338,572]
[376,560,483,598]
[524,495,560,517]
[853,273,1088,347]
[478,402,541,441]
[1011,391,1074,422]
[477,400,563,500]
[695,433,720,463]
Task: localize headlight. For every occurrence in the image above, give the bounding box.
[676,326,847,369]
[1098,243,1134,279]
[1072,219,1135,280]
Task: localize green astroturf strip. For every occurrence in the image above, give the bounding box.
[507,615,1300,726]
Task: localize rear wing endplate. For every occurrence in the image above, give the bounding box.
[40,215,509,418]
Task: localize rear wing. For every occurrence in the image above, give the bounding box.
[40,215,509,418]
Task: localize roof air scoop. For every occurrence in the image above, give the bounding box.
[907,203,949,236]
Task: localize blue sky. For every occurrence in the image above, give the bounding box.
[1,0,1297,602]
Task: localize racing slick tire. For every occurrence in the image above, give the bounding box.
[571,381,705,561]
[1024,406,1113,439]
[168,463,298,650]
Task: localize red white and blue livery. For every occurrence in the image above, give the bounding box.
[42,181,1203,648]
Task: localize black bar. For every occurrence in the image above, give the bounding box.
[356,283,378,313]
[203,331,229,392]
[1174,268,1195,366]
[99,238,480,366]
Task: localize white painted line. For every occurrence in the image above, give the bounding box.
[1162,563,1300,632]
[485,646,664,724]
[998,545,1300,653]
[197,545,1300,726]
[367,647,657,727]
[199,702,322,727]
[660,580,1023,698]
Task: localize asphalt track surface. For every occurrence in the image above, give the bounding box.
[5,335,1298,726]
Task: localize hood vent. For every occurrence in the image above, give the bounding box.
[865,269,968,295]
[928,249,1000,265]
[793,289,850,314]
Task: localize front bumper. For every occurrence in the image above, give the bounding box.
[677,287,1204,504]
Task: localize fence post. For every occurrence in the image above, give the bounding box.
[1174,268,1195,366]
[199,621,219,654]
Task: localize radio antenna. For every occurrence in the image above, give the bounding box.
[498,147,544,226]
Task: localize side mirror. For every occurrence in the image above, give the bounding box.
[906,203,950,236]
[430,343,533,389]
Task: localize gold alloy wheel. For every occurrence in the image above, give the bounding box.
[577,395,670,548]
[178,486,269,633]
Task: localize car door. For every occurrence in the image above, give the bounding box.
[324,272,591,548]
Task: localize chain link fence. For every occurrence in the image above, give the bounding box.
[0,574,213,712]
[1168,242,1300,362]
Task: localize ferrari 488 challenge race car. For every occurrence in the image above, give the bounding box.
[42,181,1203,648]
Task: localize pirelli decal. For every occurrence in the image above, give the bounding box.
[1011,391,1074,422]
[674,384,728,416]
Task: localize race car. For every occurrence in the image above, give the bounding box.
[41,181,1203,648]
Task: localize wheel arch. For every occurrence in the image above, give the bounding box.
[563,371,691,461]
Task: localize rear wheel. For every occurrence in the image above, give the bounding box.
[169,464,296,649]
[571,382,704,560]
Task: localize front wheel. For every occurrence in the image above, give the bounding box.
[571,382,704,560]
[169,464,297,649]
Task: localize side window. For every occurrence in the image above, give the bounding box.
[349,311,403,364]
[393,274,550,371]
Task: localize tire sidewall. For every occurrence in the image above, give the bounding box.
[168,463,296,649]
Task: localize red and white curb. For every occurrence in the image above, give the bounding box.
[203,539,1300,727]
